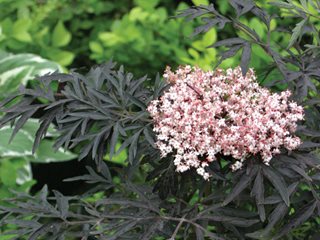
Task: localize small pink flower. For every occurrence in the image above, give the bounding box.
[147,66,304,179]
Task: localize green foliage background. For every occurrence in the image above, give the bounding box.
[0,0,304,76]
[0,0,220,76]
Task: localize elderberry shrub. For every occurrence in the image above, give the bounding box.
[0,1,320,239]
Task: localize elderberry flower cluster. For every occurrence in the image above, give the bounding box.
[147,66,304,179]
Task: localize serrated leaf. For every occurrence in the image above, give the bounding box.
[263,182,299,205]
[288,18,307,48]
[289,164,312,181]
[229,0,254,17]
[127,93,146,109]
[251,168,265,222]
[109,123,119,161]
[240,42,251,75]
[298,141,320,149]
[263,166,290,206]
[222,168,256,206]
[29,223,59,240]
[274,201,317,239]
[143,127,155,147]
[108,220,138,240]
[128,130,143,164]
[9,109,39,144]
[212,38,246,48]
[195,227,205,240]
[251,169,264,203]
[34,108,61,153]
[269,1,297,9]
[200,215,259,227]
[92,127,111,161]
[53,190,69,220]
[22,118,58,137]
[247,202,288,239]
[39,185,49,202]
[99,160,112,181]
[216,45,242,67]
[5,219,41,229]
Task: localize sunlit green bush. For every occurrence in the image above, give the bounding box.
[0,0,218,76]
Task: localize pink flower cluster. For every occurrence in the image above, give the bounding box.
[147,66,304,179]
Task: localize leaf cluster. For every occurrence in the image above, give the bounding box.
[1,0,320,239]
[0,60,167,171]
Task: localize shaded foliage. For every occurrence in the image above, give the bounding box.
[0,60,166,170]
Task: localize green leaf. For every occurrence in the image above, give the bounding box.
[0,25,5,41]
[204,48,216,60]
[89,41,104,54]
[202,28,217,47]
[0,234,17,240]
[46,48,74,66]
[0,126,33,157]
[98,32,122,46]
[0,187,11,200]
[192,0,209,6]
[188,48,200,60]
[52,21,71,47]
[0,119,74,163]
[12,158,33,186]
[12,18,32,42]
[270,19,277,31]
[31,140,76,163]
[0,52,62,99]
[104,142,127,165]
[0,160,17,187]
[249,18,265,39]
[134,0,160,10]
[129,7,150,22]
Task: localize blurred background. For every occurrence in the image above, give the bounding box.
[0,0,307,206]
[0,0,219,77]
